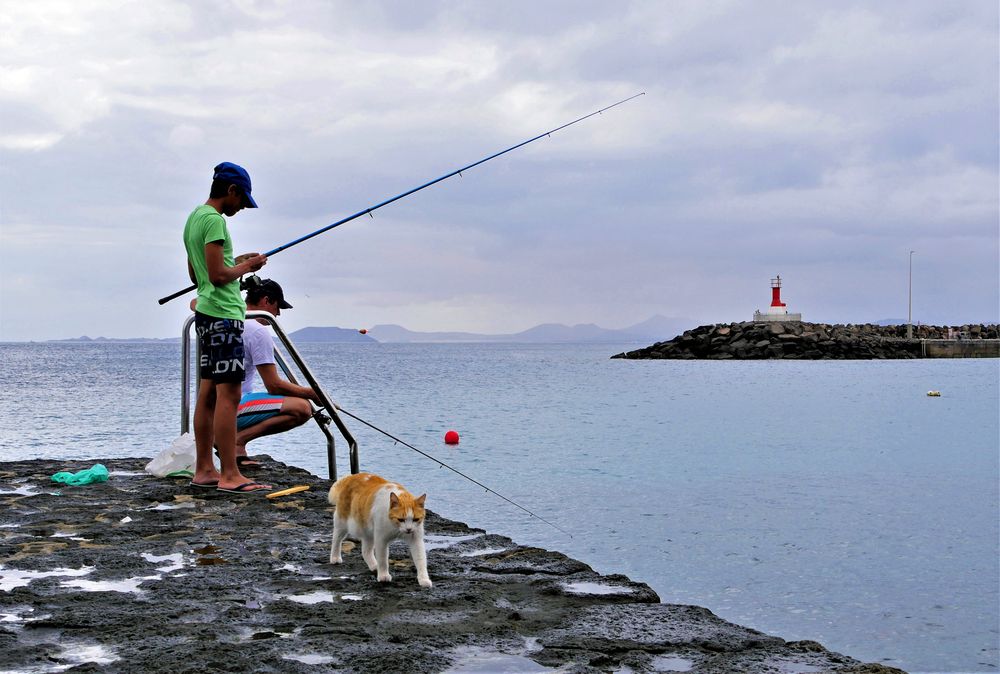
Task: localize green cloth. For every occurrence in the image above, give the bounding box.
[51,464,109,486]
[183,204,245,320]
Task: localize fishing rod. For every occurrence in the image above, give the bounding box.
[332,405,572,538]
[158,92,645,305]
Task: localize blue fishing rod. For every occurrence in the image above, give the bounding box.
[158,92,645,305]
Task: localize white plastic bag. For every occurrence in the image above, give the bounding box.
[145,433,196,478]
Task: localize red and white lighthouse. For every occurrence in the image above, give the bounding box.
[754,275,802,322]
[770,276,786,312]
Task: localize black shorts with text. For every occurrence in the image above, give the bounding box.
[195,312,245,384]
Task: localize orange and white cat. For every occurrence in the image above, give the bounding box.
[328,472,432,588]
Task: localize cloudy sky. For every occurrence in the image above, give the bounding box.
[1,1,997,340]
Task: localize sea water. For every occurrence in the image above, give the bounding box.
[0,341,996,674]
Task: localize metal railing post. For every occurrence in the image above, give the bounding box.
[180,314,197,435]
[245,311,359,479]
[272,349,339,481]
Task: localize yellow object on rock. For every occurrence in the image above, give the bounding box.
[266,485,311,499]
[927,391,941,397]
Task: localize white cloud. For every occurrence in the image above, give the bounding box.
[168,124,206,148]
[0,132,64,152]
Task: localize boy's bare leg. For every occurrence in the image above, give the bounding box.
[215,381,270,491]
[192,380,221,485]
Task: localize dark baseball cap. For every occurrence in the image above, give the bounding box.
[213,161,258,208]
[257,279,292,309]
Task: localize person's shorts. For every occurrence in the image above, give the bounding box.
[195,312,245,384]
[237,392,286,430]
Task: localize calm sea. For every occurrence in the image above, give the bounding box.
[0,341,997,673]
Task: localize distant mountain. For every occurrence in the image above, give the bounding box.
[365,325,491,342]
[48,336,179,343]
[617,315,695,341]
[367,315,694,343]
[41,315,694,345]
[287,327,377,343]
[512,322,611,341]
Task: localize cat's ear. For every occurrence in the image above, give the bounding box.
[415,494,426,507]
[389,492,400,506]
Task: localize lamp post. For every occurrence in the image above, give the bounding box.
[907,250,915,340]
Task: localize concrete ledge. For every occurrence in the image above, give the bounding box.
[920,339,1000,358]
[0,458,905,673]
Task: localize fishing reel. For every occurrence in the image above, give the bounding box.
[240,274,263,292]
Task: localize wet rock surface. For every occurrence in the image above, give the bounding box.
[0,458,906,673]
[612,321,999,360]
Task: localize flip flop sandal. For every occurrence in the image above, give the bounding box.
[189,480,220,489]
[215,449,263,468]
[217,481,272,494]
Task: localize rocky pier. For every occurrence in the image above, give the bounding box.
[0,458,906,673]
[612,322,1000,360]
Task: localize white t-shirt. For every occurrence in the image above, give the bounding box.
[242,318,276,395]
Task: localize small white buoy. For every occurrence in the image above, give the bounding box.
[927,391,941,397]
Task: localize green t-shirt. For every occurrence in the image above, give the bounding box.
[183,204,246,320]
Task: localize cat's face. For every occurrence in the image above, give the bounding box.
[388,492,426,536]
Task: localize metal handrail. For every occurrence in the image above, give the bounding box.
[180,311,359,480]
[180,313,196,434]
[263,317,360,479]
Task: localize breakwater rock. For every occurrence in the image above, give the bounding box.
[0,458,906,673]
[612,322,1000,360]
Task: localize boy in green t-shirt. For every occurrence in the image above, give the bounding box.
[183,162,271,494]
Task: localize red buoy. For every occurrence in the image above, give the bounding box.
[359,328,368,334]
[444,430,460,445]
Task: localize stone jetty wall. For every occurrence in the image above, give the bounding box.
[0,457,906,673]
[612,322,1000,360]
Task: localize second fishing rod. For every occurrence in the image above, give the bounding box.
[329,404,572,538]
[158,92,645,305]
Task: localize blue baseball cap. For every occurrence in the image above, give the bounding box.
[213,162,258,208]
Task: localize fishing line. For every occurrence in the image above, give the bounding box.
[333,405,572,538]
[158,92,645,305]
